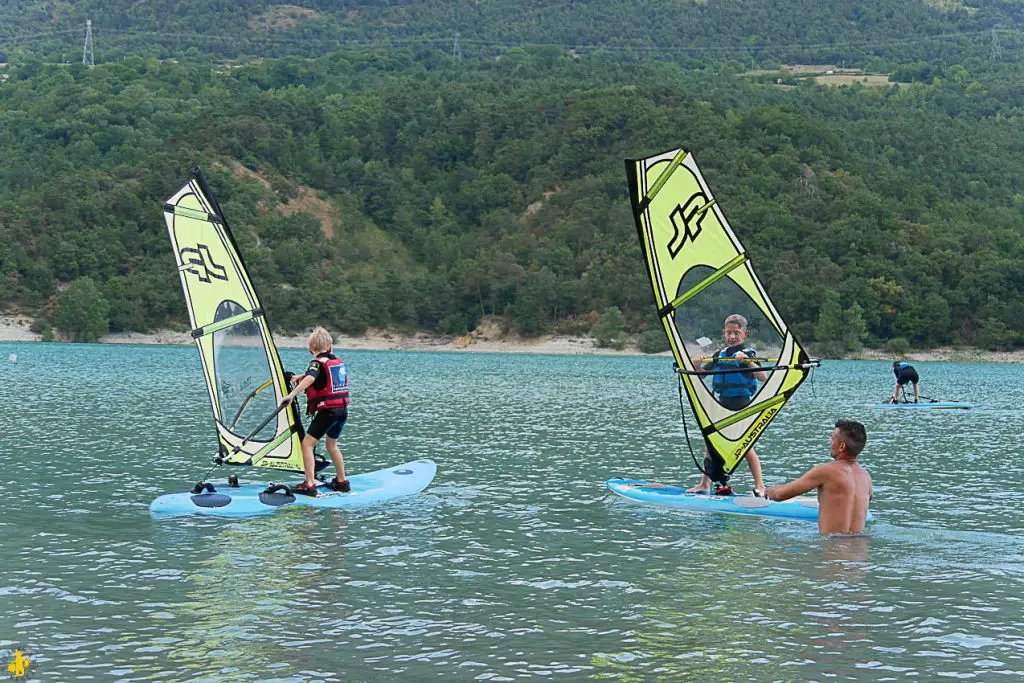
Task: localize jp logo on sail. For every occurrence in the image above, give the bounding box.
[667,191,712,257]
[179,244,228,283]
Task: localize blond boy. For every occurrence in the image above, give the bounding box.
[280,327,351,494]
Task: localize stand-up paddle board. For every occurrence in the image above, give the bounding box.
[606,479,873,522]
[151,459,436,517]
[855,401,974,410]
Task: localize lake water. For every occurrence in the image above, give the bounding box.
[1,342,1023,681]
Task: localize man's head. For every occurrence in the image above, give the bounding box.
[722,314,749,346]
[831,419,867,459]
[307,326,333,355]
[892,361,900,368]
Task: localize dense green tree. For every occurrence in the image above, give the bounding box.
[842,303,869,354]
[813,291,846,358]
[593,307,627,350]
[55,277,110,342]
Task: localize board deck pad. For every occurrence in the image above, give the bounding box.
[151,459,436,517]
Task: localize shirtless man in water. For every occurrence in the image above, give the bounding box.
[764,420,873,534]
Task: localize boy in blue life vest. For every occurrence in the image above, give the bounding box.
[686,314,768,496]
[890,361,920,403]
[280,326,351,495]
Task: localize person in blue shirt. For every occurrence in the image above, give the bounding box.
[890,361,920,403]
[687,314,768,496]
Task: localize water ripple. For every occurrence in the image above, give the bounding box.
[1,346,1022,680]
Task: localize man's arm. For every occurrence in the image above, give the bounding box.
[764,465,827,502]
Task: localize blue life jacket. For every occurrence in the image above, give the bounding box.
[893,362,914,381]
[708,346,760,399]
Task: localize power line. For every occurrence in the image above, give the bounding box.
[0,24,1020,61]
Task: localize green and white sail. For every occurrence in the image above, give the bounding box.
[625,148,816,480]
[163,168,305,472]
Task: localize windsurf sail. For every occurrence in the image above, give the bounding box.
[163,168,306,472]
[625,148,818,483]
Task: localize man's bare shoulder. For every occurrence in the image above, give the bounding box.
[816,459,860,475]
[821,458,871,480]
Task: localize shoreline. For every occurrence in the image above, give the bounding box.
[0,315,643,357]
[2,315,1023,362]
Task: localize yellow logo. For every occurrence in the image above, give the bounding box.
[7,650,31,679]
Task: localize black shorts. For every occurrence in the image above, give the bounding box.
[718,396,752,411]
[307,407,347,440]
[897,368,919,385]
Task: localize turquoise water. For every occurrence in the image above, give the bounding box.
[1,342,1023,681]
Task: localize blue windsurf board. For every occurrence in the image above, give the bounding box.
[606,478,874,522]
[151,459,436,518]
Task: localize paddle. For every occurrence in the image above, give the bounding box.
[893,384,914,403]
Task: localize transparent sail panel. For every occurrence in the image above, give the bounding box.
[212,304,276,441]
[675,266,784,406]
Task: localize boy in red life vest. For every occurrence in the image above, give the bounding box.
[280,326,351,495]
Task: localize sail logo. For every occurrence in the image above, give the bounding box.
[4,648,32,680]
[737,405,778,454]
[180,244,229,283]
[667,193,713,258]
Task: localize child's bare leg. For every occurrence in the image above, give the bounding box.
[686,473,711,493]
[913,382,919,402]
[326,436,346,481]
[686,451,712,493]
[744,448,764,492]
[300,434,318,486]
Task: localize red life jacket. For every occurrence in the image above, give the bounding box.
[304,355,350,412]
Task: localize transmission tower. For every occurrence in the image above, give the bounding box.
[83,19,95,68]
[990,25,1003,63]
[453,31,462,62]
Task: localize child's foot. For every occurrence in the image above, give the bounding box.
[328,478,351,493]
[686,484,711,494]
[713,485,735,496]
[290,481,319,496]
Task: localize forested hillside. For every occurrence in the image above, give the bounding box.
[1,3,1023,351]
